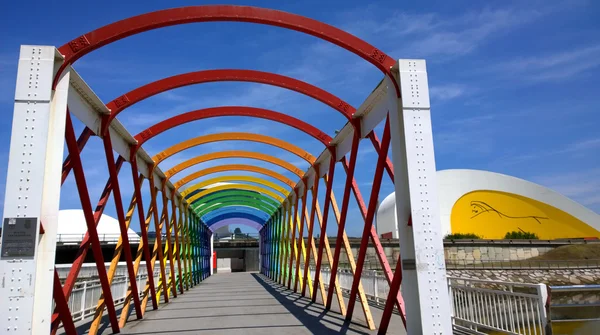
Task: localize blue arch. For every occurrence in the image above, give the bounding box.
[202,206,270,222]
[205,212,268,227]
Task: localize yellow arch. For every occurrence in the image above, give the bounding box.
[182,175,289,198]
[173,164,297,190]
[153,132,316,165]
[165,150,305,179]
[187,183,285,206]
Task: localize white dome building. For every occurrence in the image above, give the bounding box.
[56,209,140,244]
[376,169,600,240]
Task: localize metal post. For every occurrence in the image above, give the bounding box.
[387,60,452,333]
[0,45,69,334]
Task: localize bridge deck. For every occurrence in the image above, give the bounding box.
[114,272,405,335]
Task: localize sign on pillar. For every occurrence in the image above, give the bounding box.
[387,59,452,334]
[0,46,69,334]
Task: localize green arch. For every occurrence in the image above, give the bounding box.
[191,189,280,210]
[197,199,276,217]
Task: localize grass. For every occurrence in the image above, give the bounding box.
[530,244,600,261]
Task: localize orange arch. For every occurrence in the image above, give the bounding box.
[173,164,296,190]
[153,132,315,165]
[165,150,304,179]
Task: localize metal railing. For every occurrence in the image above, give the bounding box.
[548,285,600,324]
[446,259,600,270]
[448,277,549,335]
[55,262,177,324]
[309,267,391,305]
[214,233,259,241]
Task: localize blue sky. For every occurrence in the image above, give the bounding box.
[0,0,599,237]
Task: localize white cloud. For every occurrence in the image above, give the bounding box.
[339,4,563,59]
[493,44,600,81]
[532,168,600,212]
[497,137,600,167]
[430,84,466,101]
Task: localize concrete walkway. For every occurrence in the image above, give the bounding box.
[117,272,406,334]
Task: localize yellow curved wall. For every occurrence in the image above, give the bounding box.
[451,190,600,239]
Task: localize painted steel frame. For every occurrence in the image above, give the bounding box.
[0,5,455,335]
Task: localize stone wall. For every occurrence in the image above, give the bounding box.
[444,242,556,263]
[447,268,600,285]
[310,238,595,271]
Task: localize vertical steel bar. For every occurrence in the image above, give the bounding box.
[63,113,119,334]
[101,132,143,319]
[294,182,309,292]
[302,172,320,297]
[326,129,360,310]
[287,194,300,289]
[347,116,391,321]
[180,203,190,290]
[148,172,169,303]
[281,201,291,284]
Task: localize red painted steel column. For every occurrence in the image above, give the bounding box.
[130,156,158,310]
[101,131,143,319]
[378,252,406,334]
[312,152,336,302]
[293,181,309,292]
[287,193,300,289]
[326,127,360,310]
[148,172,170,303]
[52,269,77,335]
[346,117,391,321]
[301,170,320,297]
[64,112,120,334]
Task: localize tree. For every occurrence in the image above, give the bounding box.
[234,227,242,234]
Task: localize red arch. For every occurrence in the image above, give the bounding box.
[105,69,354,126]
[56,5,398,93]
[132,106,332,154]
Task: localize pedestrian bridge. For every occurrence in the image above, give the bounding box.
[0,5,556,335]
[63,272,405,335]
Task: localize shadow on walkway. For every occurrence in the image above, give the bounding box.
[251,273,371,335]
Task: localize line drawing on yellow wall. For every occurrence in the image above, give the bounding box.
[470,201,549,224]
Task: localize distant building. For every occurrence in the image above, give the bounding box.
[376,169,600,240]
[56,209,140,245]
